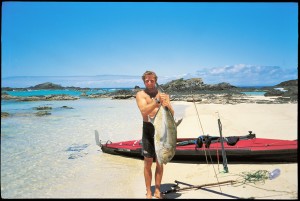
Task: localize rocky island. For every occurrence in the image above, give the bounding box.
[1,79,298,104]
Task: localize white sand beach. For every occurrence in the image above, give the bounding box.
[131,100,298,199]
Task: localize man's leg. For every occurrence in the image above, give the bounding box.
[154,160,164,198]
[144,157,153,198]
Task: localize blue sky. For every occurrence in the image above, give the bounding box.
[1,2,298,87]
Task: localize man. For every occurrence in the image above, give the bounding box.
[136,70,174,199]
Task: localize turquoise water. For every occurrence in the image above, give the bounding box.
[4,88,131,97]
[5,89,266,97]
[1,98,186,198]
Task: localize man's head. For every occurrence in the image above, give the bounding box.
[142,71,158,89]
[142,71,158,82]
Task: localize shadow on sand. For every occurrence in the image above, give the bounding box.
[151,183,182,199]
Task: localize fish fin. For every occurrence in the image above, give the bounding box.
[175,117,183,127]
[94,130,100,146]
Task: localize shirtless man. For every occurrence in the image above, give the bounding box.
[136,71,174,199]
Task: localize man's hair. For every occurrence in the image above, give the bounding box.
[142,70,158,82]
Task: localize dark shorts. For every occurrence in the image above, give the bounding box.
[142,121,156,158]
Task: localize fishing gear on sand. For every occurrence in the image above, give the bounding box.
[163,169,280,195]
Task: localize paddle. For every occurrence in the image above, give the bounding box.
[217,113,229,173]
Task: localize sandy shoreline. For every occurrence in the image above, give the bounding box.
[132,100,298,199]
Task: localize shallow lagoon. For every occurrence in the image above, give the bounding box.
[1,98,186,198]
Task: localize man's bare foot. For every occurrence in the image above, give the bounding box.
[153,192,164,199]
[146,192,152,199]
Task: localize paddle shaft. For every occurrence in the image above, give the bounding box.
[218,118,229,173]
[162,180,236,194]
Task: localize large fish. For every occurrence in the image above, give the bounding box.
[152,95,177,165]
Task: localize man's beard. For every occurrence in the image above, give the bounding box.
[144,88,158,98]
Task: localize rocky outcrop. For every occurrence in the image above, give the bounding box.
[282,86,298,101]
[161,78,204,92]
[160,78,237,94]
[264,79,298,101]
[276,79,298,87]
[86,89,137,99]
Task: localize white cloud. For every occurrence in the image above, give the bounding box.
[189,64,297,86]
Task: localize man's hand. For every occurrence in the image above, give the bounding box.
[160,93,171,107]
[156,93,174,116]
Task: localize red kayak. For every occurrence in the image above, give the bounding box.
[96,131,297,163]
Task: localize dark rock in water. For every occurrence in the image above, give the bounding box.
[264,89,285,96]
[34,106,52,110]
[35,111,51,116]
[1,112,10,118]
[112,95,135,99]
[61,106,74,109]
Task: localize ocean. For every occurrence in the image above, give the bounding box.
[1,98,187,198]
[3,88,267,98]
